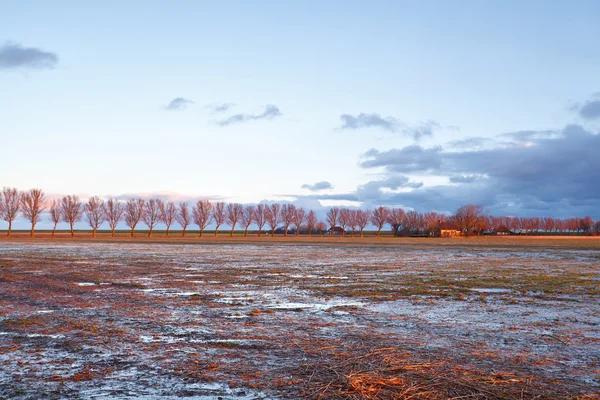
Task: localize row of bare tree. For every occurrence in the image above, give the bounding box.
[1,187,599,238]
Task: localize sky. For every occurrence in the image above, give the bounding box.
[1,0,600,229]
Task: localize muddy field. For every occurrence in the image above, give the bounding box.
[0,242,599,399]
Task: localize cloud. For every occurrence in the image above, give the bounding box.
[446,137,495,150]
[360,145,443,173]
[368,125,600,215]
[339,113,402,132]
[337,113,441,140]
[301,181,333,191]
[449,175,483,183]
[407,120,441,140]
[217,104,282,126]
[356,175,423,201]
[571,92,600,120]
[289,124,600,218]
[498,129,559,141]
[207,103,235,113]
[580,100,600,120]
[0,42,58,70]
[165,97,194,111]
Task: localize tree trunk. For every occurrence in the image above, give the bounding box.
[148,227,152,237]
[230,226,234,237]
[271,228,275,237]
[7,221,11,237]
[92,228,97,238]
[70,224,75,238]
[244,227,248,237]
[360,228,364,238]
[182,227,186,237]
[111,228,115,238]
[166,226,170,237]
[376,227,382,237]
[52,224,57,238]
[130,226,135,237]
[199,228,203,238]
[214,225,220,237]
[30,224,34,238]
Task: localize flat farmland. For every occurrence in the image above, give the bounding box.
[0,242,599,399]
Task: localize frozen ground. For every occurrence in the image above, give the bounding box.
[0,242,599,399]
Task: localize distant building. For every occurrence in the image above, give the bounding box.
[326,226,345,235]
[493,225,513,235]
[430,221,462,238]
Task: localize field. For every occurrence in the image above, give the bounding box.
[1,239,599,399]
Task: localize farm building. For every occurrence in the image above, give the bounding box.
[430,222,462,238]
[493,225,513,235]
[326,226,346,235]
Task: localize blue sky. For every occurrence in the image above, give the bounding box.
[1,0,600,226]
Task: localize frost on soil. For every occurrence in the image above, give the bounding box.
[0,242,599,399]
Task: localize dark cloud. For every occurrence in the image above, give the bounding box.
[301,181,333,191]
[338,113,441,140]
[290,125,600,218]
[571,92,600,120]
[580,100,600,120]
[207,103,235,113]
[165,97,194,111]
[217,104,282,126]
[356,175,423,201]
[360,145,443,173]
[0,42,58,69]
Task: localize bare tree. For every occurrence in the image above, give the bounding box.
[316,221,327,237]
[21,189,46,238]
[387,208,406,236]
[404,210,419,234]
[306,210,317,237]
[143,199,161,237]
[355,209,370,238]
[48,199,62,238]
[280,204,296,236]
[61,195,83,238]
[212,202,226,237]
[326,207,340,236]
[192,200,212,238]
[348,210,359,237]
[124,198,145,237]
[240,205,255,237]
[0,187,20,237]
[226,203,244,237]
[593,220,600,236]
[159,200,177,237]
[265,203,281,237]
[424,212,446,234]
[338,208,351,237]
[292,207,306,236]
[254,204,267,237]
[84,196,105,238]
[176,202,192,237]
[370,206,390,237]
[454,204,484,236]
[103,199,124,237]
